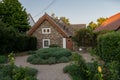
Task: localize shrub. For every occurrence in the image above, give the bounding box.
[63,64,82,80]
[97,31,120,62]
[47,57,56,64]
[27,48,72,64]
[58,56,69,63]
[0,26,37,54]
[49,44,60,48]
[14,35,37,52]
[0,55,7,63]
[64,53,89,80]
[103,61,120,80]
[0,65,38,80]
[73,28,94,47]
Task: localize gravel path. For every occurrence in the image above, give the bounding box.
[15,56,71,80]
[80,52,97,62]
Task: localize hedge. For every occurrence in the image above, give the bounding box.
[0,19,37,54]
[97,31,120,62]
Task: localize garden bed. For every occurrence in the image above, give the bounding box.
[27,48,72,64]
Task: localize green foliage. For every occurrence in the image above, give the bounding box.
[0,23,37,54]
[0,0,30,32]
[49,44,60,48]
[59,17,70,25]
[0,65,38,80]
[8,52,15,65]
[27,48,72,64]
[47,57,56,64]
[58,56,69,63]
[73,28,94,47]
[64,53,120,80]
[51,13,70,25]
[103,61,120,80]
[0,55,7,63]
[97,31,120,62]
[0,53,38,80]
[63,64,81,80]
[64,53,89,80]
[87,17,107,30]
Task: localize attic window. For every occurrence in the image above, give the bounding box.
[42,28,51,34]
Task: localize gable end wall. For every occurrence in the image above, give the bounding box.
[32,20,64,49]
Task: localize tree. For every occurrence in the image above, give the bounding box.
[73,28,94,47]
[51,13,70,25]
[87,17,107,30]
[59,17,70,25]
[0,0,30,32]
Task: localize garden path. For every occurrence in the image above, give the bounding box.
[15,55,71,80]
[80,52,97,62]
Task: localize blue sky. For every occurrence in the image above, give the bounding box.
[19,0,120,25]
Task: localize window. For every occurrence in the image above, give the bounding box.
[43,39,50,48]
[42,28,51,34]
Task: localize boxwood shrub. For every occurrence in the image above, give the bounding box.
[97,31,120,62]
[27,48,72,64]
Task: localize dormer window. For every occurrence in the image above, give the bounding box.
[42,28,51,34]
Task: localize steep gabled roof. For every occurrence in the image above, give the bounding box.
[27,13,68,37]
[94,13,120,32]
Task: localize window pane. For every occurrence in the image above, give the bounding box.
[47,29,49,32]
[44,40,49,47]
[44,29,46,32]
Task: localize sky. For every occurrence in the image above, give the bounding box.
[19,0,120,25]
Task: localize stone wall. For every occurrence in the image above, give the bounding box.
[32,20,64,49]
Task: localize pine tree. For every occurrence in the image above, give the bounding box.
[0,0,30,32]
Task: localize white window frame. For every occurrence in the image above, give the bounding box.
[43,39,50,48]
[42,28,51,34]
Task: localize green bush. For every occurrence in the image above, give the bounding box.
[0,24,37,54]
[0,55,7,63]
[14,34,37,52]
[49,44,60,48]
[97,31,120,62]
[0,65,38,80]
[47,57,56,64]
[63,64,83,80]
[27,48,72,64]
[58,56,69,63]
[103,61,120,80]
[64,53,89,80]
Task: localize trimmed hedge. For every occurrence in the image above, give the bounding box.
[0,23,37,54]
[0,33,37,54]
[14,34,37,52]
[97,31,120,62]
[27,48,72,64]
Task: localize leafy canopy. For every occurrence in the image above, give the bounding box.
[0,0,30,32]
[73,28,94,47]
[87,17,107,30]
[51,13,70,25]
